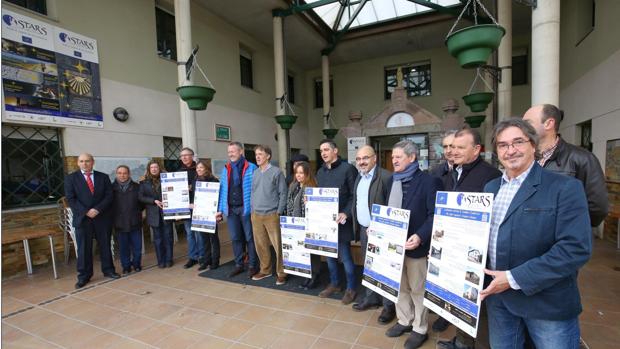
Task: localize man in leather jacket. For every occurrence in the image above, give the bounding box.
[523,104,608,227]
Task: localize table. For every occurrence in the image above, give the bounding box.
[2,228,62,279]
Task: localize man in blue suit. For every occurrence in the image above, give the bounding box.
[480,118,592,349]
[65,153,119,289]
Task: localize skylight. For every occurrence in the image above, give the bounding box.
[307,0,462,31]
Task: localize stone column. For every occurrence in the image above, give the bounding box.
[531,0,560,106]
[497,0,512,120]
[174,0,197,153]
[321,55,330,129]
[273,16,287,172]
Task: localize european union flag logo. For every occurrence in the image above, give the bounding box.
[22,36,32,44]
[74,51,82,57]
[372,204,381,215]
[436,192,448,205]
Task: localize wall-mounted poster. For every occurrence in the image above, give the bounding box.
[1,9,103,128]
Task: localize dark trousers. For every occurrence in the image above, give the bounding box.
[152,219,173,265]
[75,219,115,282]
[203,230,220,265]
[117,228,142,269]
[360,225,395,310]
[226,207,257,268]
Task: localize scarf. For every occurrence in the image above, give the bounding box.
[117,178,131,192]
[231,156,245,186]
[388,161,419,209]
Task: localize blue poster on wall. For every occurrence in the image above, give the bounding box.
[1,9,103,128]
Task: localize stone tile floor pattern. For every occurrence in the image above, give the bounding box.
[2,238,619,348]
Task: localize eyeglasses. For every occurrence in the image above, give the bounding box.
[496,139,530,152]
[355,155,375,162]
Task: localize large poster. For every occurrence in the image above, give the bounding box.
[423,191,494,338]
[1,9,103,127]
[191,181,220,233]
[280,216,312,278]
[362,204,410,303]
[160,172,191,220]
[304,187,339,258]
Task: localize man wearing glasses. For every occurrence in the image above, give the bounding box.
[350,145,396,324]
[480,118,591,349]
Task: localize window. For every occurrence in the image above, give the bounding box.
[240,46,254,89]
[385,62,431,99]
[155,7,177,60]
[5,0,47,15]
[287,74,296,104]
[2,125,64,208]
[163,136,182,172]
[512,54,528,86]
[579,120,593,152]
[314,78,334,109]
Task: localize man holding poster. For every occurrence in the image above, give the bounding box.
[384,140,442,349]
[315,139,358,304]
[480,118,591,349]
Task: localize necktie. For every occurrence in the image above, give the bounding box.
[85,172,95,194]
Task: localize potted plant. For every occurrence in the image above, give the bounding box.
[463,92,494,113]
[465,115,486,128]
[322,128,339,139]
[176,46,216,111]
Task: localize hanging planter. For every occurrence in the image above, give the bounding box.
[176,46,216,111]
[465,115,486,128]
[463,92,494,113]
[322,128,339,139]
[445,0,505,68]
[275,114,297,130]
[177,86,215,110]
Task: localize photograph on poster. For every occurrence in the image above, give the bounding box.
[388,242,403,254]
[465,270,481,285]
[390,261,401,270]
[429,262,440,276]
[432,229,444,241]
[431,246,443,259]
[283,243,292,250]
[463,285,478,303]
[467,248,483,264]
[365,256,373,269]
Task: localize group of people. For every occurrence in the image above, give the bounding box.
[64,103,607,349]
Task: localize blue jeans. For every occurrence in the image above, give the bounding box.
[117,228,142,269]
[152,219,173,265]
[326,241,356,290]
[226,207,257,268]
[486,295,580,349]
[184,220,204,260]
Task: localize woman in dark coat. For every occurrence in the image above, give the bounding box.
[139,161,173,268]
[112,165,143,274]
[191,161,221,271]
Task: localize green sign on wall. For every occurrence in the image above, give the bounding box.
[215,124,231,141]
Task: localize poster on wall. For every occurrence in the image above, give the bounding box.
[160,172,191,220]
[423,191,494,338]
[1,9,103,128]
[361,204,410,303]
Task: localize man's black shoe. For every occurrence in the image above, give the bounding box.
[228,265,244,278]
[184,259,198,269]
[377,307,396,324]
[247,267,258,278]
[75,279,88,289]
[104,272,121,279]
[122,268,131,275]
[404,332,428,349]
[158,263,165,268]
[352,301,381,312]
[436,337,473,349]
[385,323,412,337]
[165,261,173,268]
[134,266,142,272]
[432,317,451,333]
[304,277,320,290]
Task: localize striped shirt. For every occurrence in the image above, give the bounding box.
[488,161,535,289]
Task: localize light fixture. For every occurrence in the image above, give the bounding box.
[113,107,129,122]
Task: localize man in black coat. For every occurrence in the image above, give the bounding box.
[315,139,359,305]
[429,130,457,190]
[350,145,396,323]
[64,153,119,289]
[111,165,143,274]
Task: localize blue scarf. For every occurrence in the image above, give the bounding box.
[393,160,419,182]
[231,156,245,186]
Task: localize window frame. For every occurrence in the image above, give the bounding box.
[314,77,334,109]
[384,61,432,100]
[155,6,177,61]
[239,46,254,89]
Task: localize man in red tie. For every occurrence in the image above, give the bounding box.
[65,153,119,289]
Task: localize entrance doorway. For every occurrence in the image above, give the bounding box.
[370,133,431,172]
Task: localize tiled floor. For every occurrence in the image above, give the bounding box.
[2,238,619,349]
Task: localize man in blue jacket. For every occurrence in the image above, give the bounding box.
[384,140,442,349]
[480,118,591,349]
[217,141,258,278]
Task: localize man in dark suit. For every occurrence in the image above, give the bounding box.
[480,118,591,349]
[350,145,395,324]
[65,153,119,289]
[383,140,442,349]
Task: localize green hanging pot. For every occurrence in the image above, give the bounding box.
[463,92,494,113]
[465,115,487,128]
[322,128,339,139]
[446,24,505,68]
[176,86,216,110]
[275,114,298,130]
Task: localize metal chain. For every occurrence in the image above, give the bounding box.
[447,0,473,39]
[446,0,500,39]
[476,0,499,25]
[194,62,215,89]
[473,1,478,25]
[467,68,494,94]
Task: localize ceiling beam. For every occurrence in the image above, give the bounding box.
[406,0,491,23]
[273,0,340,17]
[322,0,369,55]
